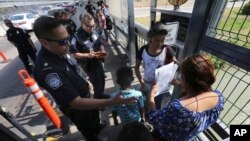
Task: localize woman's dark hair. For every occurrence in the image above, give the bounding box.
[33,16,62,39]
[148,22,168,38]
[118,122,152,141]
[116,66,134,88]
[181,54,215,96]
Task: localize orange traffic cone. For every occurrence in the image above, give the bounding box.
[0,50,8,62]
[18,70,61,128]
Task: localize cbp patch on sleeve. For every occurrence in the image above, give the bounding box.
[45,73,62,90]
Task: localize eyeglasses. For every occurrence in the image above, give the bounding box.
[44,36,70,46]
[84,22,95,28]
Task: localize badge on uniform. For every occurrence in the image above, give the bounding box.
[45,73,62,90]
[16,30,19,34]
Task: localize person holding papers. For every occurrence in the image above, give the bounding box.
[135,22,177,110]
[146,54,224,141]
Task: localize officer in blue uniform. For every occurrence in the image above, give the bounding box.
[71,13,109,129]
[4,19,36,74]
[33,16,136,141]
[71,13,107,99]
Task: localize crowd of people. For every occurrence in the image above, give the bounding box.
[4,0,224,141]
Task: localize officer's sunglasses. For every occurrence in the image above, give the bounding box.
[84,22,95,28]
[44,36,70,46]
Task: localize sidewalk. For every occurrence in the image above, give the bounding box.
[0,36,18,70]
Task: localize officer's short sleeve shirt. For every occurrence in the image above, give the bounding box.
[34,48,89,108]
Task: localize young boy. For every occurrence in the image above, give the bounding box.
[111,66,144,125]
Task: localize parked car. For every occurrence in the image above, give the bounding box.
[47,7,66,17]
[28,10,40,18]
[40,5,53,15]
[9,13,37,31]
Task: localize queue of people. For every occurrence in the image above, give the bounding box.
[4,1,224,141]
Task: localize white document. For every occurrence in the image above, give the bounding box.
[154,62,178,97]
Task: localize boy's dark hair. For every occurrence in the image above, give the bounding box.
[148,22,168,38]
[118,122,152,141]
[33,16,62,39]
[116,66,134,88]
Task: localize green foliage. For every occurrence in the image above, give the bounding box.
[211,57,225,69]
[241,1,250,15]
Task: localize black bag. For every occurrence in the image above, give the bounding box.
[106,16,113,30]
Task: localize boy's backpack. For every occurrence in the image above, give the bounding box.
[106,16,113,30]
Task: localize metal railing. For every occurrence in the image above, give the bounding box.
[199,0,250,139]
[204,53,250,133]
[135,22,148,52]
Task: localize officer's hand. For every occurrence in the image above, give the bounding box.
[112,93,137,105]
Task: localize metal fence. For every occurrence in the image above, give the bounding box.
[206,0,250,49]
[204,52,250,134]
[200,0,250,134]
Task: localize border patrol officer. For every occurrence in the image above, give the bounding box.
[33,16,136,141]
[60,12,77,37]
[4,19,37,74]
[71,13,109,129]
[72,13,107,100]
